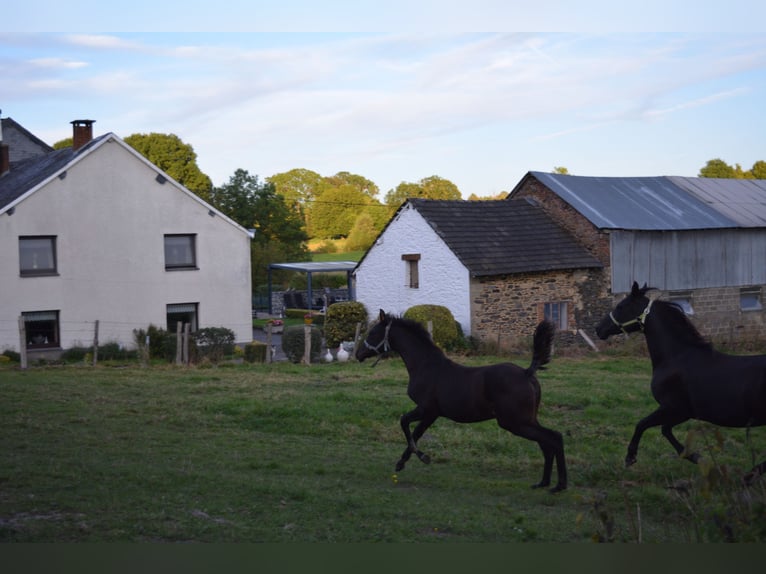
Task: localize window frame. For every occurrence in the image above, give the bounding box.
[22,310,61,349]
[164,234,198,271]
[739,286,763,312]
[402,254,420,289]
[19,235,58,277]
[543,301,569,331]
[166,302,199,333]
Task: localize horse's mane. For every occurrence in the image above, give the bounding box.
[653,299,712,350]
[391,316,440,349]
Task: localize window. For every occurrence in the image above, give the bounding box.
[22,310,60,349]
[740,287,763,311]
[164,234,197,270]
[543,302,568,330]
[669,291,694,315]
[19,236,57,276]
[167,303,198,332]
[402,254,420,289]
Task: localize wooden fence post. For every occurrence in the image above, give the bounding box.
[92,320,99,366]
[183,323,191,365]
[18,316,27,370]
[352,322,362,358]
[266,323,273,364]
[303,324,312,365]
[175,322,183,365]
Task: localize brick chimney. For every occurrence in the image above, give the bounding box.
[71,119,95,151]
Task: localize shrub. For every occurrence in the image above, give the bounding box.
[281,325,323,363]
[244,341,268,363]
[193,327,236,363]
[133,325,176,362]
[324,301,369,349]
[403,304,460,349]
[2,350,20,363]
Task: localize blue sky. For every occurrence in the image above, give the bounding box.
[3,3,766,197]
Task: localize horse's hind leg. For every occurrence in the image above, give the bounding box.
[743,460,766,486]
[504,423,567,493]
[396,408,438,472]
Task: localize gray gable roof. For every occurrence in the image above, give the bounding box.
[404,198,602,277]
[1,117,54,162]
[0,134,109,213]
[515,171,766,230]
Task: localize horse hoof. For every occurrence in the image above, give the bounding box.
[625,456,636,468]
[531,481,550,490]
[685,452,700,464]
[419,452,431,465]
[549,484,566,494]
[395,461,405,472]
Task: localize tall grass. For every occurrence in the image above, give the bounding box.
[0,354,764,542]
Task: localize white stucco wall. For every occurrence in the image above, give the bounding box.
[354,203,471,334]
[0,136,253,352]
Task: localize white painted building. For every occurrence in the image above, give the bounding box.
[355,201,472,333]
[0,119,253,356]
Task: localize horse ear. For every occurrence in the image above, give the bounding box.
[379,309,386,322]
[631,281,641,295]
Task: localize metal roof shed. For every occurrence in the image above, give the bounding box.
[267,261,357,314]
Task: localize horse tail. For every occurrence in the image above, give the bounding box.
[526,320,555,376]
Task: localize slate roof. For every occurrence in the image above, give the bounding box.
[0,134,109,213]
[514,171,766,230]
[380,198,602,277]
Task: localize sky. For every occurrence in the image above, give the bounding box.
[3,2,766,198]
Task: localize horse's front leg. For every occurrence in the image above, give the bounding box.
[626,408,690,467]
[396,408,437,471]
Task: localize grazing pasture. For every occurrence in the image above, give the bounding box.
[1,354,764,542]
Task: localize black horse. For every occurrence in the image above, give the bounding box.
[596,281,766,482]
[356,310,567,493]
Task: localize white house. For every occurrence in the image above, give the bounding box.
[354,198,602,341]
[0,118,253,357]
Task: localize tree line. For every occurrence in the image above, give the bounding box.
[54,133,766,291]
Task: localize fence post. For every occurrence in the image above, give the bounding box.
[265,323,273,364]
[175,322,183,365]
[303,324,312,365]
[183,323,191,365]
[92,320,99,366]
[18,316,27,370]
[352,322,362,358]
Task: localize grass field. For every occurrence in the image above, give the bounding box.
[1,352,765,543]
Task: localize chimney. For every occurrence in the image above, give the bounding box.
[71,119,95,151]
[0,114,9,175]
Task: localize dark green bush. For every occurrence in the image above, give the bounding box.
[133,325,177,362]
[2,349,20,363]
[244,341,268,363]
[403,304,460,349]
[324,301,369,349]
[193,327,236,363]
[281,325,323,363]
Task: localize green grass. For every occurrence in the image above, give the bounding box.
[1,355,765,542]
[311,251,364,262]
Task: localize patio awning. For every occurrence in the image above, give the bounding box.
[267,261,357,314]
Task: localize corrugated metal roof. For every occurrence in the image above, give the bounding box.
[667,176,766,227]
[523,171,739,230]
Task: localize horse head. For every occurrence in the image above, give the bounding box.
[596,281,655,340]
[355,309,393,363]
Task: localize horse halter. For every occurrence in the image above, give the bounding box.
[609,299,654,334]
[363,322,392,366]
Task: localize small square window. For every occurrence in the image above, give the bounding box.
[740,287,762,311]
[22,310,60,349]
[19,236,57,276]
[167,303,198,332]
[544,302,568,330]
[164,234,197,270]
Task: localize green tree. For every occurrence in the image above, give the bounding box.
[553,166,570,174]
[346,212,378,251]
[699,158,737,178]
[310,185,373,239]
[52,137,72,150]
[210,169,309,289]
[323,171,380,199]
[752,161,766,179]
[384,175,462,206]
[267,168,327,207]
[124,133,213,201]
